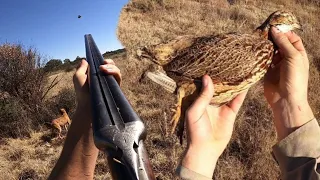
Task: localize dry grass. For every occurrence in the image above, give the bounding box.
[0,131,62,179]
[1,0,320,179]
[45,70,75,99]
[116,0,320,179]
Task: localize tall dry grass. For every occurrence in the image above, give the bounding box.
[117,0,320,179]
[1,0,319,179]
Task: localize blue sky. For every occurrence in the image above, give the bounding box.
[0,0,128,61]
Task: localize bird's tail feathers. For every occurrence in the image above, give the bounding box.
[145,71,177,93]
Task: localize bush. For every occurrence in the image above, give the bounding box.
[61,58,76,72]
[48,88,77,117]
[0,43,53,138]
[0,44,45,105]
[103,48,126,58]
[0,96,32,138]
[63,58,71,64]
[64,64,75,72]
[43,59,62,72]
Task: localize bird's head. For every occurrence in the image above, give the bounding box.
[256,10,302,39]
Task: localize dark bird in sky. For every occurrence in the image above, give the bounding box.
[78,15,81,19]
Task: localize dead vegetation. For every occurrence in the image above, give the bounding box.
[0,44,78,179]
[0,44,75,139]
[117,0,320,179]
[0,44,51,138]
[1,0,319,179]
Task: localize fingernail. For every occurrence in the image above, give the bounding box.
[203,76,208,87]
[271,27,280,34]
[105,66,113,71]
[100,65,112,70]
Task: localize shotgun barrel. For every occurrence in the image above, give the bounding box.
[84,34,155,180]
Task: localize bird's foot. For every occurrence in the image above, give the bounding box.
[170,104,179,112]
[170,104,181,134]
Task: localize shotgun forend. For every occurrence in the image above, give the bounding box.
[84,34,155,180]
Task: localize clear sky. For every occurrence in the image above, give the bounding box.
[0,0,128,61]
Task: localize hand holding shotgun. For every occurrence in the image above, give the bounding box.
[84,34,155,180]
[49,35,154,180]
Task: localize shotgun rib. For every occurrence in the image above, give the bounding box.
[84,34,155,180]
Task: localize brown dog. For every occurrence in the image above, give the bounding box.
[51,108,71,138]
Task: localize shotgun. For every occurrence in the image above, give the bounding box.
[84,34,155,180]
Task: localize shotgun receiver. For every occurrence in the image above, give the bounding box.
[84,34,155,180]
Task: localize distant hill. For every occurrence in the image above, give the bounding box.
[43,49,126,73]
[103,48,126,58]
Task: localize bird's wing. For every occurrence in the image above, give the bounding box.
[137,35,196,66]
[164,33,274,84]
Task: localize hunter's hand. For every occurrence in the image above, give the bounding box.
[181,75,247,177]
[264,27,314,140]
[99,59,122,85]
[73,60,90,106]
[73,59,122,107]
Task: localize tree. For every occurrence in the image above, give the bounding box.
[44,59,62,72]
[64,59,71,64]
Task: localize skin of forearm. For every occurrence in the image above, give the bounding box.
[182,144,219,178]
[48,105,99,180]
[271,98,314,141]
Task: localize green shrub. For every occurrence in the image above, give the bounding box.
[43,59,63,72]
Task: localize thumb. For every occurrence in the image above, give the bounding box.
[271,27,299,58]
[75,59,88,76]
[187,75,214,119]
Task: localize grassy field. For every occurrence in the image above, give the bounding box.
[117,0,320,179]
[1,0,319,179]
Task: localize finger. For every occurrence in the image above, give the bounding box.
[287,33,309,68]
[187,75,214,119]
[285,31,307,57]
[99,64,122,85]
[271,27,299,58]
[100,64,120,74]
[271,51,282,66]
[73,60,89,88]
[103,59,115,65]
[75,60,88,77]
[227,90,248,114]
[265,62,281,85]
